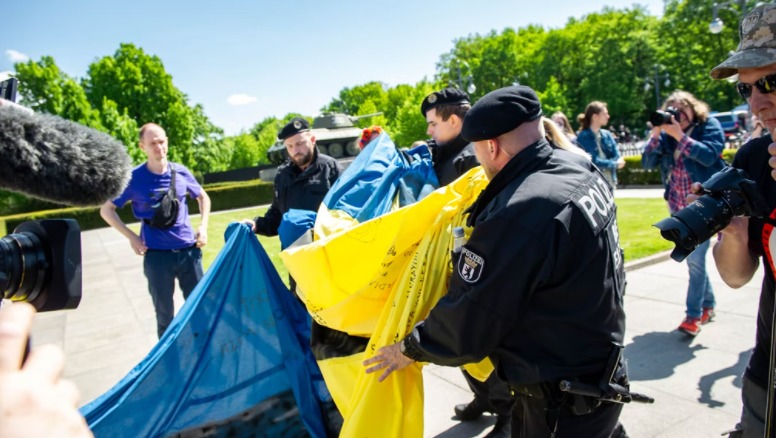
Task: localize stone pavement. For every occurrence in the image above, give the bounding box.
[28,187,761,437]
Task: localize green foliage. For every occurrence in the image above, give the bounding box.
[15,56,102,129]
[618,155,662,186]
[9,2,757,178]
[83,43,227,174]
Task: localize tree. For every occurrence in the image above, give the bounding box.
[83,43,227,174]
[14,56,102,128]
[655,0,747,112]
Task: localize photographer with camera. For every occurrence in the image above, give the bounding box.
[100,123,211,339]
[641,90,726,336]
[704,5,776,436]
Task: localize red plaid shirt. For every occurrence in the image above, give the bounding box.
[646,134,695,212]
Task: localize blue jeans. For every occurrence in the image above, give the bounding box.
[685,239,715,319]
[143,246,204,338]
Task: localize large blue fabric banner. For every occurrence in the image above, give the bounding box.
[81,223,331,438]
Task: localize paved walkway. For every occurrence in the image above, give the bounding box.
[29,188,761,437]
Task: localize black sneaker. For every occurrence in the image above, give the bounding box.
[453,400,485,421]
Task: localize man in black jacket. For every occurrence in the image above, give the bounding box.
[244,117,342,238]
[423,88,513,436]
[365,86,629,437]
[422,88,480,186]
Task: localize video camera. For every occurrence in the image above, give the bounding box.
[654,167,768,262]
[650,106,681,127]
[0,77,82,312]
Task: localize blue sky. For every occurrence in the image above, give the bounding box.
[2,0,665,135]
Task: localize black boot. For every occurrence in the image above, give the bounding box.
[453,400,485,421]
[483,415,511,438]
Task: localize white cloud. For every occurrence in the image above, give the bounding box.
[227,93,257,106]
[6,49,29,63]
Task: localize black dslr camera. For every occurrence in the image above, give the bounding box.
[650,106,681,127]
[654,167,768,262]
[1,219,82,311]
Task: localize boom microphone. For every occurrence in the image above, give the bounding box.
[0,102,132,206]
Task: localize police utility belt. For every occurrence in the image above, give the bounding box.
[511,343,654,415]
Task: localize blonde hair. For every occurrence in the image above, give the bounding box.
[542,117,591,159]
[551,111,575,137]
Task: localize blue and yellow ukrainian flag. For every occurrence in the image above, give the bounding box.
[282,134,493,438]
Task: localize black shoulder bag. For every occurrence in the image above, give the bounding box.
[147,168,180,229]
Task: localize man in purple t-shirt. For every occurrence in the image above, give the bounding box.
[100,123,211,338]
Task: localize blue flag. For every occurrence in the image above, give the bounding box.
[81,223,332,438]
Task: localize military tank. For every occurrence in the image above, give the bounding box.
[266,112,382,164]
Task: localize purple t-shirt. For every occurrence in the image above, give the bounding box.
[112,162,203,250]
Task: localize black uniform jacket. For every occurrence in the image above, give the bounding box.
[431,134,480,186]
[254,151,342,236]
[403,139,626,385]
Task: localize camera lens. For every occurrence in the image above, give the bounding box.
[654,194,738,262]
[0,231,50,304]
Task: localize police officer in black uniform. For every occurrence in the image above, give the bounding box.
[244,117,342,237]
[422,88,515,436]
[243,117,345,436]
[364,86,630,437]
[421,88,480,186]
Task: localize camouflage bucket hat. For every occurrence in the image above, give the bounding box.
[710,4,776,80]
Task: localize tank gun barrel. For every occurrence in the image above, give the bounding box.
[349,112,383,122]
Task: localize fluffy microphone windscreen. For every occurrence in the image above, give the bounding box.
[0,105,132,206]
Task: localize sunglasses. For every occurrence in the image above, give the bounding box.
[737,73,776,99]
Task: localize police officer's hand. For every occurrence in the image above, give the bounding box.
[768,142,776,181]
[662,116,684,141]
[240,219,256,232]
[0,303,93,438]
[129,234,147,256]
[616,157,626,169]
[362,343,414,382]
[195,225,208,248]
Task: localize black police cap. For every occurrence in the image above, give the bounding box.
[277,117,311,141]
[461,86,542,142]
[420,87,471,117]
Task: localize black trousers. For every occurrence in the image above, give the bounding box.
[511,392,624,438]
[463,369,516,417]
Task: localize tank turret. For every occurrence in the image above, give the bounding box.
[266,112,382,164]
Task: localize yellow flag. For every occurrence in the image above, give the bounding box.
[282,167,494,438]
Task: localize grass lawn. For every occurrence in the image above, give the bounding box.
[184,199,673,281]
[615,198,674,261]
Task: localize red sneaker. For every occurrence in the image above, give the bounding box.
[679,317,702,336]
[701,307,716,325]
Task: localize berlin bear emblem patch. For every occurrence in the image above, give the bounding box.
[457,247,484,283]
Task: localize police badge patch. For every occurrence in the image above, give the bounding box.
[457,247,484,283]
[293,120,302,129]
[427,93,438,104]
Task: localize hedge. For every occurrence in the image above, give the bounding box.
[0,179,274,236]
[616,148,738,187]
